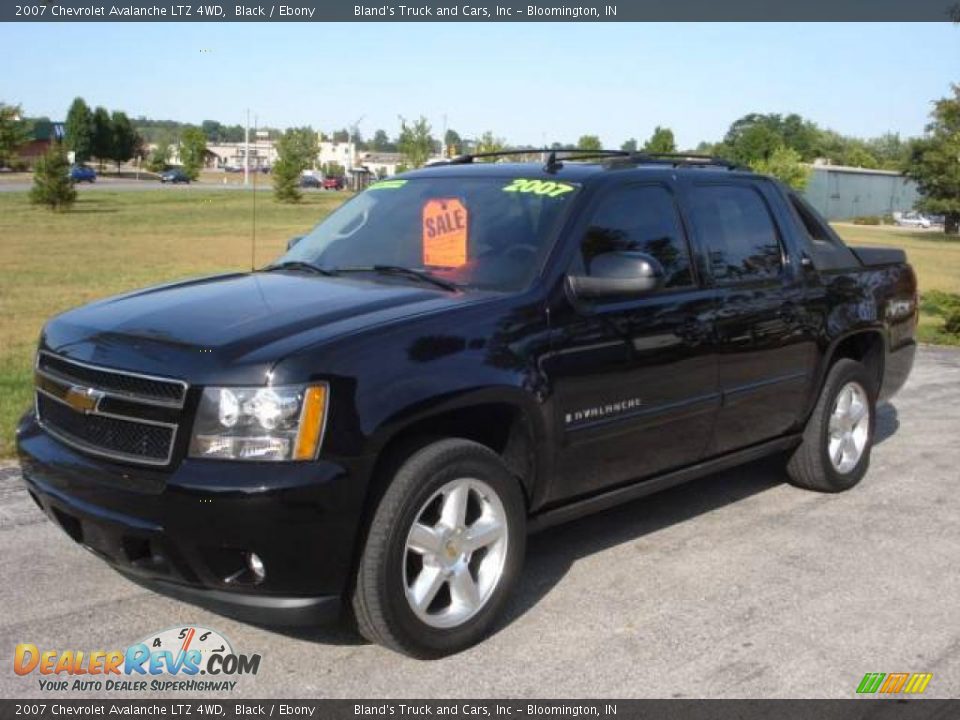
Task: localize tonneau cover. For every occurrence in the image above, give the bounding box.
[850,246,907,267]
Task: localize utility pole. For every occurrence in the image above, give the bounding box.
[244,108,250,187]
[349,114,364,172]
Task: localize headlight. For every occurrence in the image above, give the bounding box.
[189,384,328,461]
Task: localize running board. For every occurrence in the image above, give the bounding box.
[528,434,802,533]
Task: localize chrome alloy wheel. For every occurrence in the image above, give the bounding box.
[403,478,509,629]
[828,381,870,474]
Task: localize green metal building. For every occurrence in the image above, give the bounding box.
[802,164,920,221]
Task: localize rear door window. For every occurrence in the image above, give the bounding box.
[788,192,859,270]
[686,184,784,283]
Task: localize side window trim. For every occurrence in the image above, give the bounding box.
[686,180,788,287]
[788,192,837,245]
[575,180,699,294]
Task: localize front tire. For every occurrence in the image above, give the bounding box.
[787,359,876,492]
[352,439,526,658]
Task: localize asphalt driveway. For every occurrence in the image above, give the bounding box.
[1,345,958,699]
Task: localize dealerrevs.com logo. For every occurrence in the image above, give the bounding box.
[14,626,261,693]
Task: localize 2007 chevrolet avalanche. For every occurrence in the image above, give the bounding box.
[17,151,917,657]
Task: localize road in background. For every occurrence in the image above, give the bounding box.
[1,346,958,698]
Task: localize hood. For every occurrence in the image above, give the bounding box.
[42,272,483,383]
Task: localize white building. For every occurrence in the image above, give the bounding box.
[356,152,405,178]
[207,141,278,170]
[316,140,356,171]
[154,141,278,170]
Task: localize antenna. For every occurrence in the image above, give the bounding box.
[543,150,562,174]
[250,114,258,271]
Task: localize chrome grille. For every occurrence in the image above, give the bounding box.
[34,352,186,466]
[36,394,175,463]
[37,351,187,408]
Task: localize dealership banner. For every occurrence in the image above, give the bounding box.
[2,700,960,719]
[2,0,957,21]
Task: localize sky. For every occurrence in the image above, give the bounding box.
[2,22,958,148]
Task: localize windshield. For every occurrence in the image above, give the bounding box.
[278,177,579,292]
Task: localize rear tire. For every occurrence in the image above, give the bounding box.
[352,438,526,658]
[787,359,876,492]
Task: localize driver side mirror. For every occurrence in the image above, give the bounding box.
[287,235,304,250]
[567,251,664,300]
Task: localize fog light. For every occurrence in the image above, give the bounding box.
[247,552,266,581]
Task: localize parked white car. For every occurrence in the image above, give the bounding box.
[896,212,932,229]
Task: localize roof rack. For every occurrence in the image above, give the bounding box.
[440,148,628,165]
[621,152,745,170]
[433,148,746,172]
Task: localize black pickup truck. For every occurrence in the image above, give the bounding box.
[17,151,917,657]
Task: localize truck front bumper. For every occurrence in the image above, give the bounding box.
[16,411,368,626]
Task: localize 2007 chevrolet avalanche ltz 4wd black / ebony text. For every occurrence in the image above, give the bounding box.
[17,151,917,657]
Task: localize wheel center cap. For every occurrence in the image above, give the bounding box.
[446,536,465,559]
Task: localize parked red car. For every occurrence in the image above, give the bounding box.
[322,176,345,190]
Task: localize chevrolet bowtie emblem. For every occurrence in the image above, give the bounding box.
[64,385,104,414]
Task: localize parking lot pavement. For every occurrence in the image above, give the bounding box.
[1,345,958,699]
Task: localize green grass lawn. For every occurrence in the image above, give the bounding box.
[0,190,957,457]
[0,189,351,456]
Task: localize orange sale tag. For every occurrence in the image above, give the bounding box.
[422,198,468,267]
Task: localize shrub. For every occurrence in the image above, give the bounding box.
[29,144,76,211]
[852,216,881,225]
[921,290,960,317]
[945,309,960,336]
[272,157,301,203]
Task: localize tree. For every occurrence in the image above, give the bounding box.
[844,146,879,169]
[178,127,207,180]
[444,128,462,156]
[110,111,138,173]
[65,97,94,163]
[729,123,782,165]
[273,127,319,203]
[91,106,112,170]
[620,138,638,153]
[723,112,823,164]
[643,126,677,154]
[272,156,301,203]
[332,128,350,143]
[779,113,821,161]
[287,127,319,168]
[371,129,393,152]
[146,141,171,173]
[750,145,811,190]
[0,103,30,168]
[201,119,225,142]
[866,132,910,170]
[397,116,434,168]
[905,84,960,234]
[30,143,76,211]
[474,131,506,159]
[321,161,345,177]
[576,135,602,152]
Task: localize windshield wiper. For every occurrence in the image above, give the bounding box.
[260,261,338,277]
[334,265,460,292]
